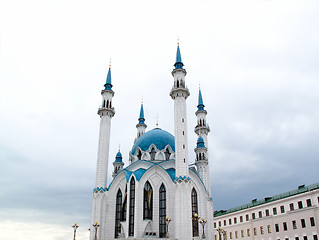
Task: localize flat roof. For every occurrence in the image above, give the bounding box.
[214,182,319,217]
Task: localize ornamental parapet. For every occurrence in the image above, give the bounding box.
[174,175,191,183]
[170,87,190,99]
[93,187,108,193]
[98,107,115,117]
[101,89,114,96]
[194,125,210,135]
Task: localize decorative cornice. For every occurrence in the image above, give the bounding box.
[169,87,190,100]
[174,175,191,183]
[93,187,108,193]
[98,107,115,117]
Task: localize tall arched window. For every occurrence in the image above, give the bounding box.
[159,183,166,238]
[114,189,122,238]
[121,186,127,221]
[191,188,199,237]
[150,148,156,160]
[143,181,153,220]
[129,177,135,236]
[164,148,170,160]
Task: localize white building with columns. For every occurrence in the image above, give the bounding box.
[90,44,214,240]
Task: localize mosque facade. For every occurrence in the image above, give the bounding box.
[90,45,214,240]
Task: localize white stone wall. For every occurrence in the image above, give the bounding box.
[214,189,319,240]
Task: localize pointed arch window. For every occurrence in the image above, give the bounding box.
[137,149,142,160]
[164,148,170,160]
[192,188,199,237]
[106,100,109,108]
[114,189,122,238]
[129,177,135,236]
[150,147,156,160]
[176,80,179,88]
[121,186,127,221]
[143,181,153,220]
[159,183,166,238]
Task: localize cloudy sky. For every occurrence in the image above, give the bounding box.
[1,0,319,239]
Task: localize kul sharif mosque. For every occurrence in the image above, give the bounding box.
[90,44,214,240]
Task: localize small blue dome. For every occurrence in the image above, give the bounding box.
[131,128,175,155]
[115,151,122,162]
[196,136,205,148]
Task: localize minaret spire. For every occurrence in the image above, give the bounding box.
[104,60,112,90]
[136,100,147,140]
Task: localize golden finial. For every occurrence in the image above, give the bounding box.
[141,97,143,105]
[109,58,112,69]
[156,114,159,128]
[199,82,201,90]
[118,144,120,152]
[177,36,180,46]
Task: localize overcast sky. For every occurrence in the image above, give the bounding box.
[1,0,319,239]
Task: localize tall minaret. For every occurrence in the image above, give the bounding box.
[194,88,211,194]
[135,101,147,140]
[170,43,190,178]
[170,43,192,240]
[95,63,115,189]
[194,136,209,190]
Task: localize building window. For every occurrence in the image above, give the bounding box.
[240,216,243,222]
[164,148,170,160]
[283,222,288,231]
[275,224,279,232]
[267,225,271,233]
[281,205,285,213]
[229,218,232,225]
[301,219,306,228]
[273,207,277,215]
[290,203,295,211]
[310,217,315,227]
[191,188,199,237]
[259,211,262,218]
[241,230,244,237]
[230,232,233,239]
[266,209,270,216]
[137,149,142,160]
[219,221,221,227]
[307,199,312,207]
[214,222,216,228]
[215,235,217,240]
[234,217,237,224]
[114,189,122,238]
[298,201,303,209]
[304,236,308,240]
[253,227,257,235]
[143,181,153,220]
[252,213,256,219]
[159,183,166,238]
[313,235,318,240]
[293,220,297,229]
[247,229,251,236]
[129,177,135,236]
[121,187,127,221]
[246,214,249,221]
[224,220,226,226]
[182,118,184,122]
[235,231,238,238]
[260,226,264,234]
[150,148,156,160]
[296,238,300,240]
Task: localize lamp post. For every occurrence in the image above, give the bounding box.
[92,221,100,240]
[192,213,200,237]
[165,216,171,238]
[199,218,207,239]
[222,229,227,240]
[72,223,79,240]
[216,227,227,240]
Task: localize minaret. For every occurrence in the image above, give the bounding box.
[170,43,190,178]
[95,63,115,189]
[135,101,147,140]
[194,136,209,189]
[170,43,192,240]
[112,148,124,178]
[194,88,211,194]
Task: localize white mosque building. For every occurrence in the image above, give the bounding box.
[90,45,214,240]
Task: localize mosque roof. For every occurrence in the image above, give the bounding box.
[131,128,175,155]
[196,136,205,148]
[115,151,122,162]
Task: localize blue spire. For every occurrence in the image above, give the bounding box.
[104,66,113,91]
[115,150,122,162]
[196,136,206,148]
[197,89,205,111]
[174,45,184,69]
[138,103,145,125]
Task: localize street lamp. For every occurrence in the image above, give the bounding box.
[216,227,227,240]
[192,213,200,237]
[72,223,79,240]
[165,216,171,238]
[199,218,207,239]
[92,221,100,240]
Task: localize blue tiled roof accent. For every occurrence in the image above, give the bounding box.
[165,168,176,181]
[197,89,205,111]
[93,187,108,192]
[138,103,145,124]
[115,151,122,162]
[197,136,205,148]
[131,128,175,155]
[104,67,113,90]
[174,45,184,69]
[124,170,133,182]
[133,168,147,181]
[174,176,191,181]
[214,182,319,217]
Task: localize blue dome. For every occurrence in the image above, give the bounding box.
[196,136,205,148]
[131,128,175,155]
[115,151,122,162]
